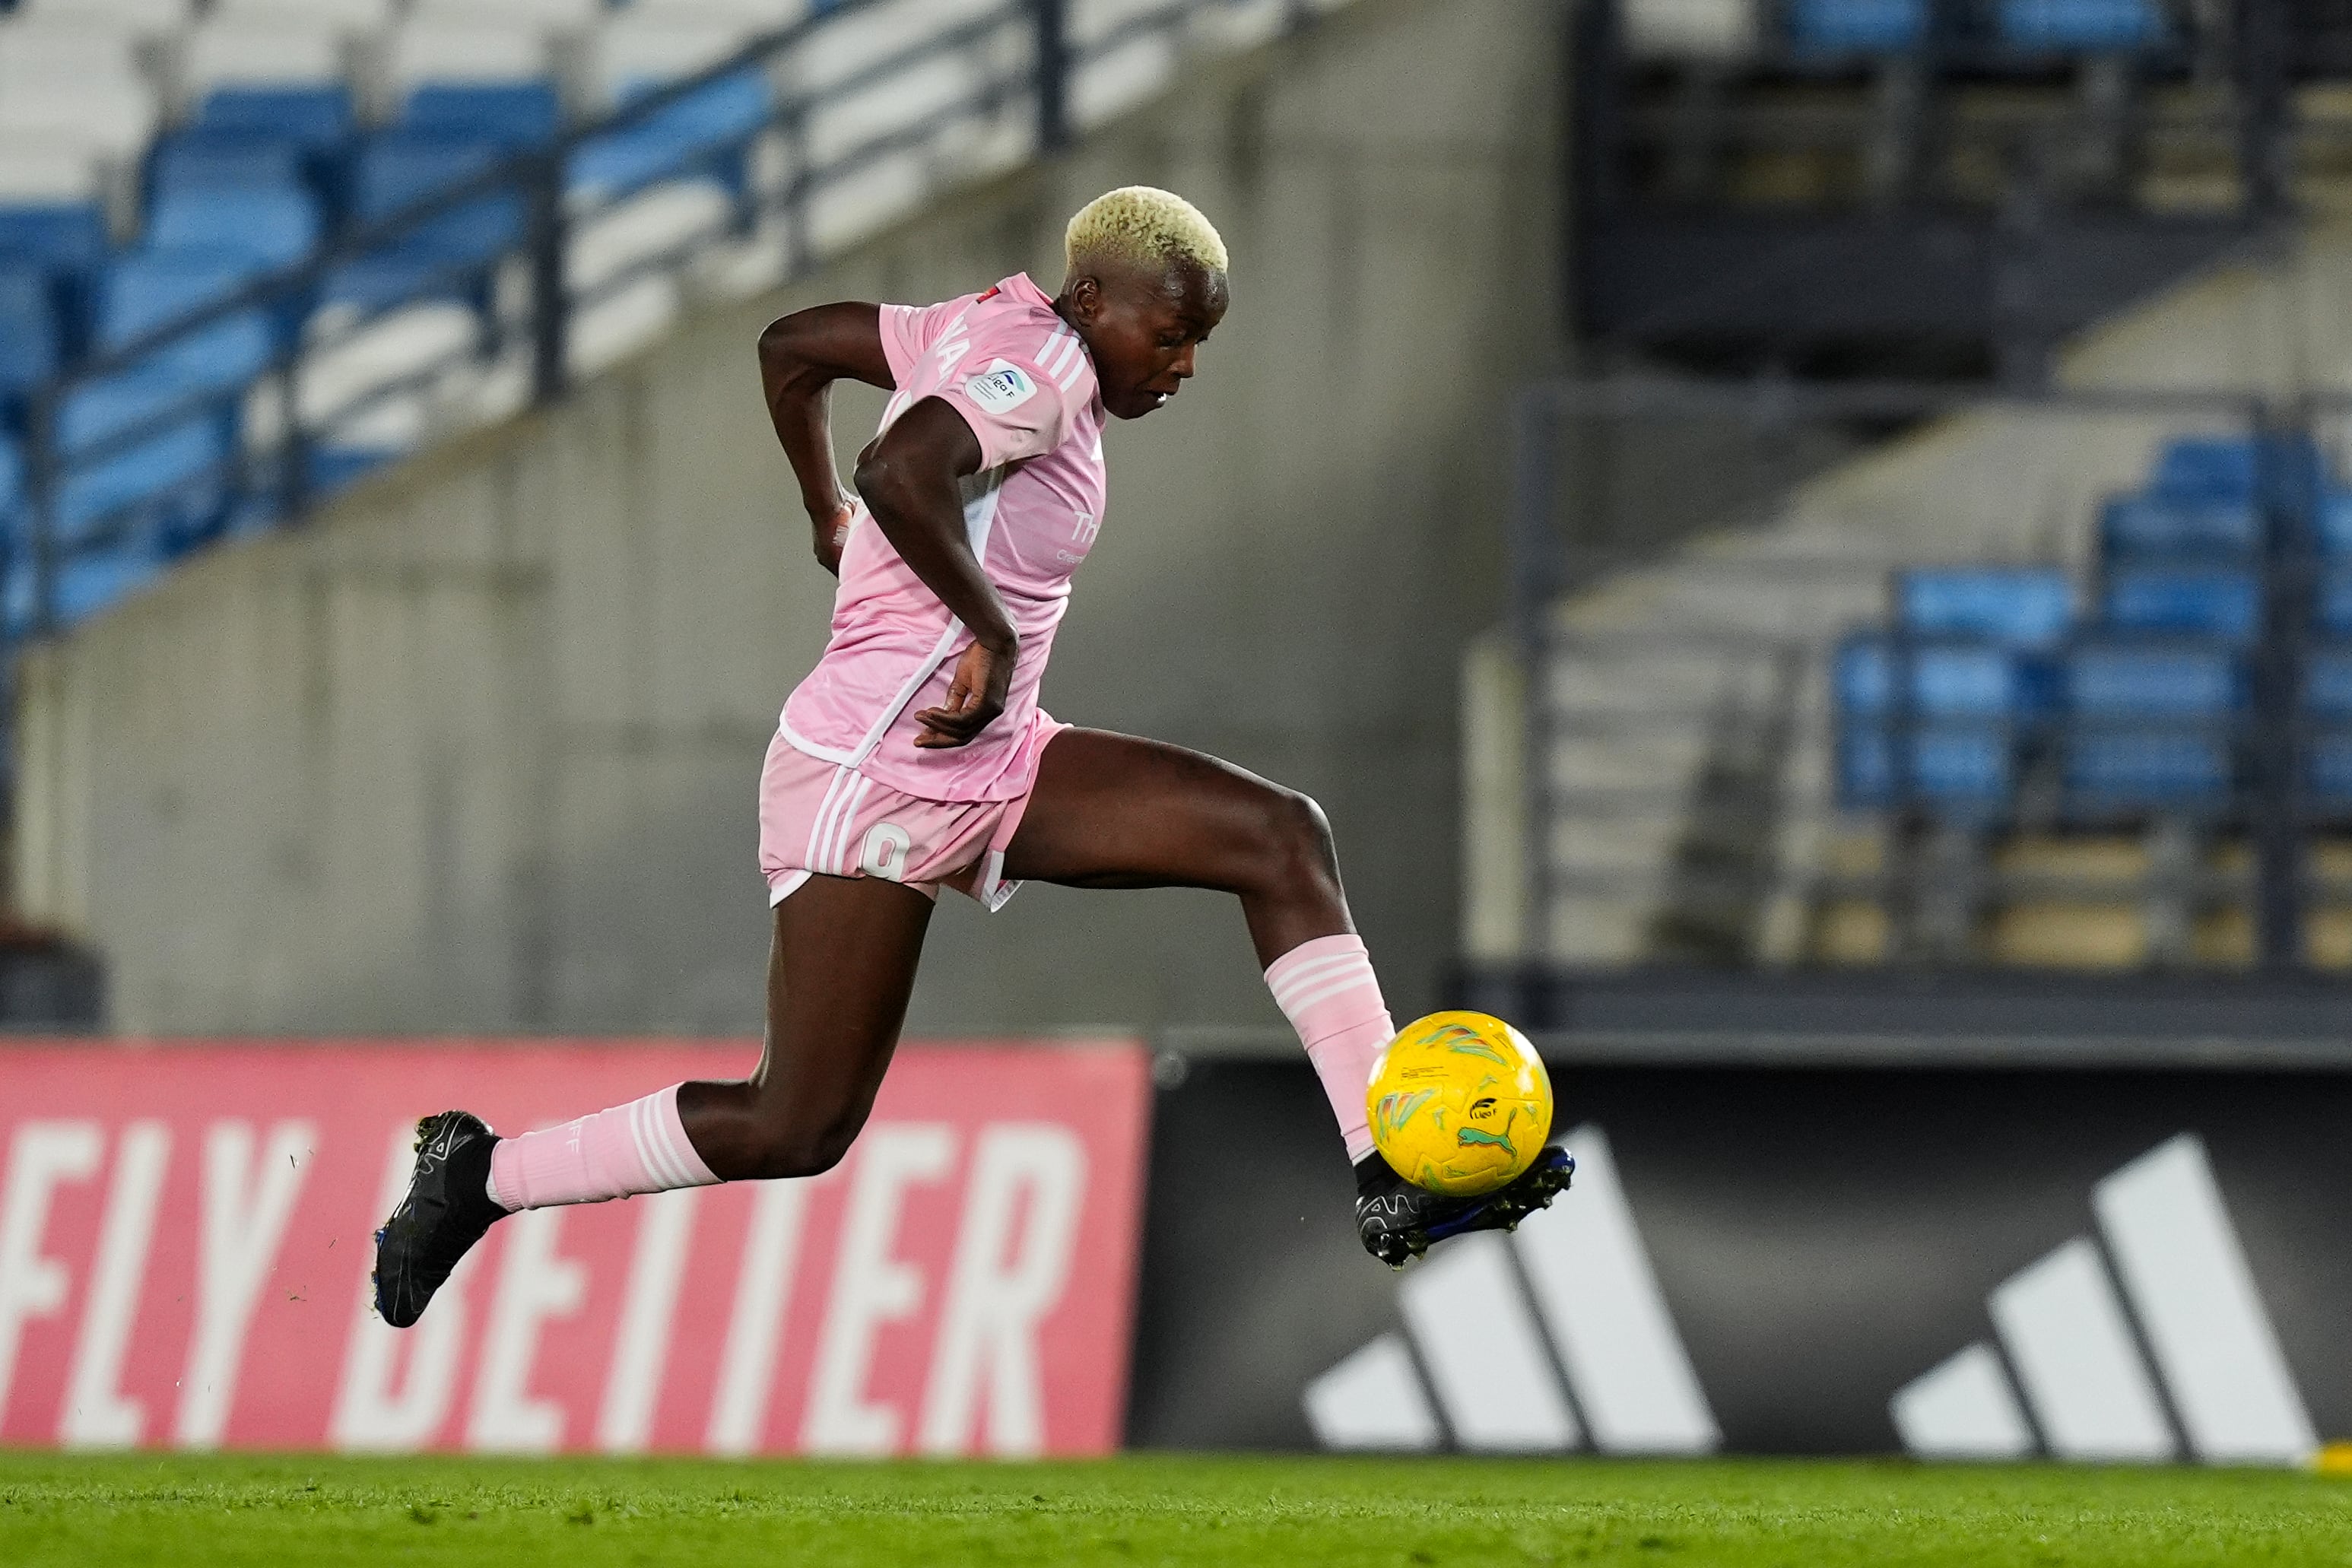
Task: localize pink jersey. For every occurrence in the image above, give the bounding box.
[779,271,1106,802]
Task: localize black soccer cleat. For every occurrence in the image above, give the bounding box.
[373,1110,507,1328]
[1354,1144,1575,1268]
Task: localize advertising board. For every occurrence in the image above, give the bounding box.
[0,1039,1150,1456]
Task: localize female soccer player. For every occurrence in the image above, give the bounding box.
[373,187,1570,1325]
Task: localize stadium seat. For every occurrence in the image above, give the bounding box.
[402,84,565,149]
[1895,567,2073,646]
[570,72,771,201]
[567,180,735,297]
[151,132,309,197]
[52,413,229,545]
[0,20,161,160]
[1784,0,1927,53]
[591,12,758,99]
[2065,641,2246,718]
[2065,731,2234,811]
[2318,492,2352,557]
[77,252,278,452]
[0,265,62,406]
[1833,633,2049,720]
[188,87,356,161]
[2098,494,2261,562]
[5,537,169,634]
[0,202,109,277]
[1836,723,2015,811]
[1995,0,2162,51]
[147,187,322,271]
[2317,569,2352,638]
[294,298,478,442]
[2309,734,2352,810]
[324,134,525,312]
[0,82,160,167]
[2100,565,2260,642]
[182,16,348,98]
[2304,646,2352,719]
[389,17,557,106]
[2148,433,2324,506]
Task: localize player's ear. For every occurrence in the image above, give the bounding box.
[1063,273,1103,325]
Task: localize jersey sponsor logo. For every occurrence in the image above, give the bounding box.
[963,361,1038,415]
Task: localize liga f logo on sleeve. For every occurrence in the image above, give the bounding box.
[964,361,1039,414]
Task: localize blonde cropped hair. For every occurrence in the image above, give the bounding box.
[1064,186,1228,278]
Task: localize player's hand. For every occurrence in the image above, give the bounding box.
[914,638,1014,748]
[811,497,855,576]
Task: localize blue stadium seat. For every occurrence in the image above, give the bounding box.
[1896,567,2073,646]
[2305,646,2352,718]
[1995,0,2163,50]
[192,86,355,156]
[2148,433,2323,506]
[1785,0,1928,52]
[0,202,109,277]
[52,414,229,544]
[401,83,562,149]
[5,539,170,635]
[570,71,772,202]
[1834,633,2050,720]
[2066,642,2245,718]
[148,187,322,271]
[2100,565,2259,642]
[2318,492,2352,557]
[2098,494,2260,562]
[2318,569,2352,638]
[1837,723,2016,811]
[2065,732,2233,810]
[325,133,524,311]
[0,265,60,404]
[151,129,309,197]
[95,250,278,376]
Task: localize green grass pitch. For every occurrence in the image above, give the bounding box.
[4,1452,2350,1566]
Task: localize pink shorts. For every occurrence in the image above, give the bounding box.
[756,719,1066,910]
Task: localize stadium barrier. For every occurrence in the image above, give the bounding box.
[0,1037,1148,1457]
[1128,1037,2350,1462]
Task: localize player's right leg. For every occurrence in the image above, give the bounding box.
[372,872,931,1327]
[1001,728,1571,1266]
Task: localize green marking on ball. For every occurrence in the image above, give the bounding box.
[1456,1127,1516,1156]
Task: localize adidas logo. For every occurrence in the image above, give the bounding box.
[1893,1132,2315,1466]
[1304,1123,1720,1454]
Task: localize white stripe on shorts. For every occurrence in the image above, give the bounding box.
[804,767,855,874]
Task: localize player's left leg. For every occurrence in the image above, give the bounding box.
[1001,727,1570,1264]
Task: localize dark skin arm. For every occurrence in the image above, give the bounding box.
[757,303,1015,747]
[854,398,1016,748]
[756,302,893,574]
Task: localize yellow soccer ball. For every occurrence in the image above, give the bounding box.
[1366,1011,1553,1197]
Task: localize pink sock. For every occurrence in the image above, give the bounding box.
[1266,933,1392,1163]
[485,1084,719,1211]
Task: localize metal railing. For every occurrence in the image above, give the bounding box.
[11,0,1325,636]
[1503,375,2352,972]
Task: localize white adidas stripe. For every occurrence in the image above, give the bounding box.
[803,767,854,874]
[1893,1132,2315,1468]
[1303,1122,1719,1456]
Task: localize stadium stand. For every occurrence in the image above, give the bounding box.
[0,0,1322,641]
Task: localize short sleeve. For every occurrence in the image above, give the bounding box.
[932,357,1070,469]
[878,303,931,387]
